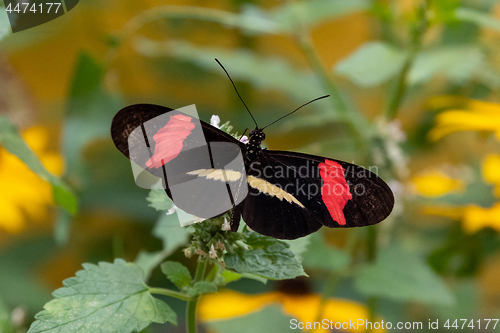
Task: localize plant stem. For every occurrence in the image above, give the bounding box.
[309,229,360,333]
[386,1,429,120]
[186,258,208,333]
[295,25,367,146]
[148,288,193,302]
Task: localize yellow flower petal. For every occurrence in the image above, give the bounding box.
[427,97,500,141]
[0,126,63,233]
[483,154,500,185]
[411,170,464,197]
[281,293,383,333]
[199,290,384,333]
[198,290,282,321]
[462,203,500,234]
[22,126,49,153]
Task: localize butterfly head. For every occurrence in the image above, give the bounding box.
[246,129,265,160]
[249,129,265,143]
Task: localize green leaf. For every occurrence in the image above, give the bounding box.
[188,281,217,296]
[271,0,369,31]
[0,297,14,333]
[135,212,191,279]
[161,261,192,290]
[301,233,350,272]
[53,208,72,246]
[225,232,306,280]
[283,234,311,262]
[335,41,407,87]
[354,244,455,306]
[0,117,78,215]
[206,305,293,333]
[27,259,177,333]
[153,212,191,251]
[128,5,279,35]
[220,270,243,284]
[147,189,174,211]
[220,270,267,285]
[135,39,324,102]
[64,52,123,177]
[0,5,11,41]
[409,46,484,85]
[455,7,500,32]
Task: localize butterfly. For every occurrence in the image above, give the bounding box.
[111,60,394,240]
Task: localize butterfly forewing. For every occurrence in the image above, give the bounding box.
[111,104,248,219]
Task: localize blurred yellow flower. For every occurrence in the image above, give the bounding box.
[462,203,500,234]
[422,156,500,233]
[0,126,63,233]
[483,154,500,197]
[199,290,384,333]
[427,97,500,141]
[411,170,465,197]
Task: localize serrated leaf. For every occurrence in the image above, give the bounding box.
[354,245,455,306]
[335,41,407,87]
[188,281,217,296]
[0,117,78,215]
[146,189,174,211]
[134,39,324,102]
[27,259,177,333]
[225,232,306,280]
[409,46,484,85]
[161,261,192,290]
[301,233,349,272]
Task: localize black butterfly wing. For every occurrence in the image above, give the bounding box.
[237,150,394,239]
[111,104,248,219]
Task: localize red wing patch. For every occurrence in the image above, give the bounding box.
[146,114,196,168]
[318,159,352,225]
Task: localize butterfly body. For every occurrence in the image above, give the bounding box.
[111,104,394,240]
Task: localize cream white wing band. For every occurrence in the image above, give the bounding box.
[246,176,305,208]
[187,169,242,182]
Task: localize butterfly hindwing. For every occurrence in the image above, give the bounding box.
[261,150,394,228]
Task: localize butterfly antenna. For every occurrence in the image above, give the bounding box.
[215,58,259,129]
[262,95,330,130]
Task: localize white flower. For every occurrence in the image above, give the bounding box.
[183,248,193,258]
[221,217,231,231]
[209,244,217,258]
[210,115,221,128]
[240,135,249,144]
